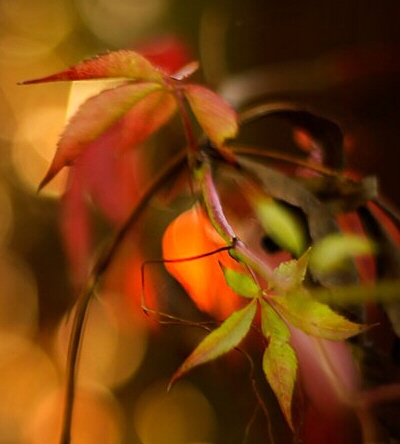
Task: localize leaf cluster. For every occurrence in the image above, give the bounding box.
[22,46,400,444]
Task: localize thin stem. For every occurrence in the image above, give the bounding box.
[59,149,186,444]
[197,155,276,286]
[230,145,345,178]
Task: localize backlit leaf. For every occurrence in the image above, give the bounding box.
[21,50,164,84]
[251,195,307,257]
[273,250,310,291]
[309,233,375,275]
[260,300,297,429]
[270,289,366,340]
[40,83,177,189]
[162,205,243,318]
[260,299,290,342]
[184,84,238,148]
[221,266,260,298]
[170,299,257,387]
[263,341,297,429]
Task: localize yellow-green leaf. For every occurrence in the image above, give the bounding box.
[309,233,375,275]
[169,299,257,387]
[184,84,238,148]
[263,340,297,430]
[221,265,260,298]
[251,196,307,257]
[260,299,290,342]
[273,249,310,291]
[260,300,297,429]
[270,289,367,340]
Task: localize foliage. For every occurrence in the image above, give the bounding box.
[23,42,400,444]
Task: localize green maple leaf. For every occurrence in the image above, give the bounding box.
[309,233,375,276]
[221,265,260,298]
[260,299,297,430]
[270,289,367,340]
[169,299,257,388]
[273,249,310,291]
[249,194,307,257]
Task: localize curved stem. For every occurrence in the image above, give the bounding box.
[59,149,187,444]
[230,145,346,178]
[197,155,276,286]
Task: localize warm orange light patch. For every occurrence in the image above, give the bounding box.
[162,205,243,318]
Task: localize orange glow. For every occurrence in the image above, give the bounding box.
[0,335,58,442]
[55,294,148,389]
[12,105,68,196]
[162,205,244,319]
[24,385,123,444]
[133,380,216,444]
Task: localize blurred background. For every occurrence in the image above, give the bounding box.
[0,0,399,443]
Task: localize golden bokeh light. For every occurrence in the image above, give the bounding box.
[76,0,169,47]
[133,380,217,444]
[0,35,66,145]
[55,293,148,389]
[24,385,124,444]
[0,0,75,49]
[0,335,58,442]
[12,105,69,196]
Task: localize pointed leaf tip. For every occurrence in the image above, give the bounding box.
[184,84,238,148]
[22,50,164,85]
[263,341,297,429]
[39,82,176,188]
[260,300,297,429]
[272,290,367,340]
[221,265,260,298]
[170,299,257,386]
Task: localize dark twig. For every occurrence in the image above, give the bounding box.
[59,149,186,444]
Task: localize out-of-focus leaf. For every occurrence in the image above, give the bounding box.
[170,299,257,387]
[162,205,243,318]
[309,233,375,276]
[237,157,359,287]
[134,35,193,75]
[302,176,377,214]
[260,300,297,429]
[237,102,344,170]
[40,83,177,189]
[171,61,199,81]
[250,194,307,257]
[237,157,335,242]
[273,250,310,291]
[221,266,260,298]
[184,84,238,148]
[270,289,367,340]
[21,50,164,84]
[60,132,145,287]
